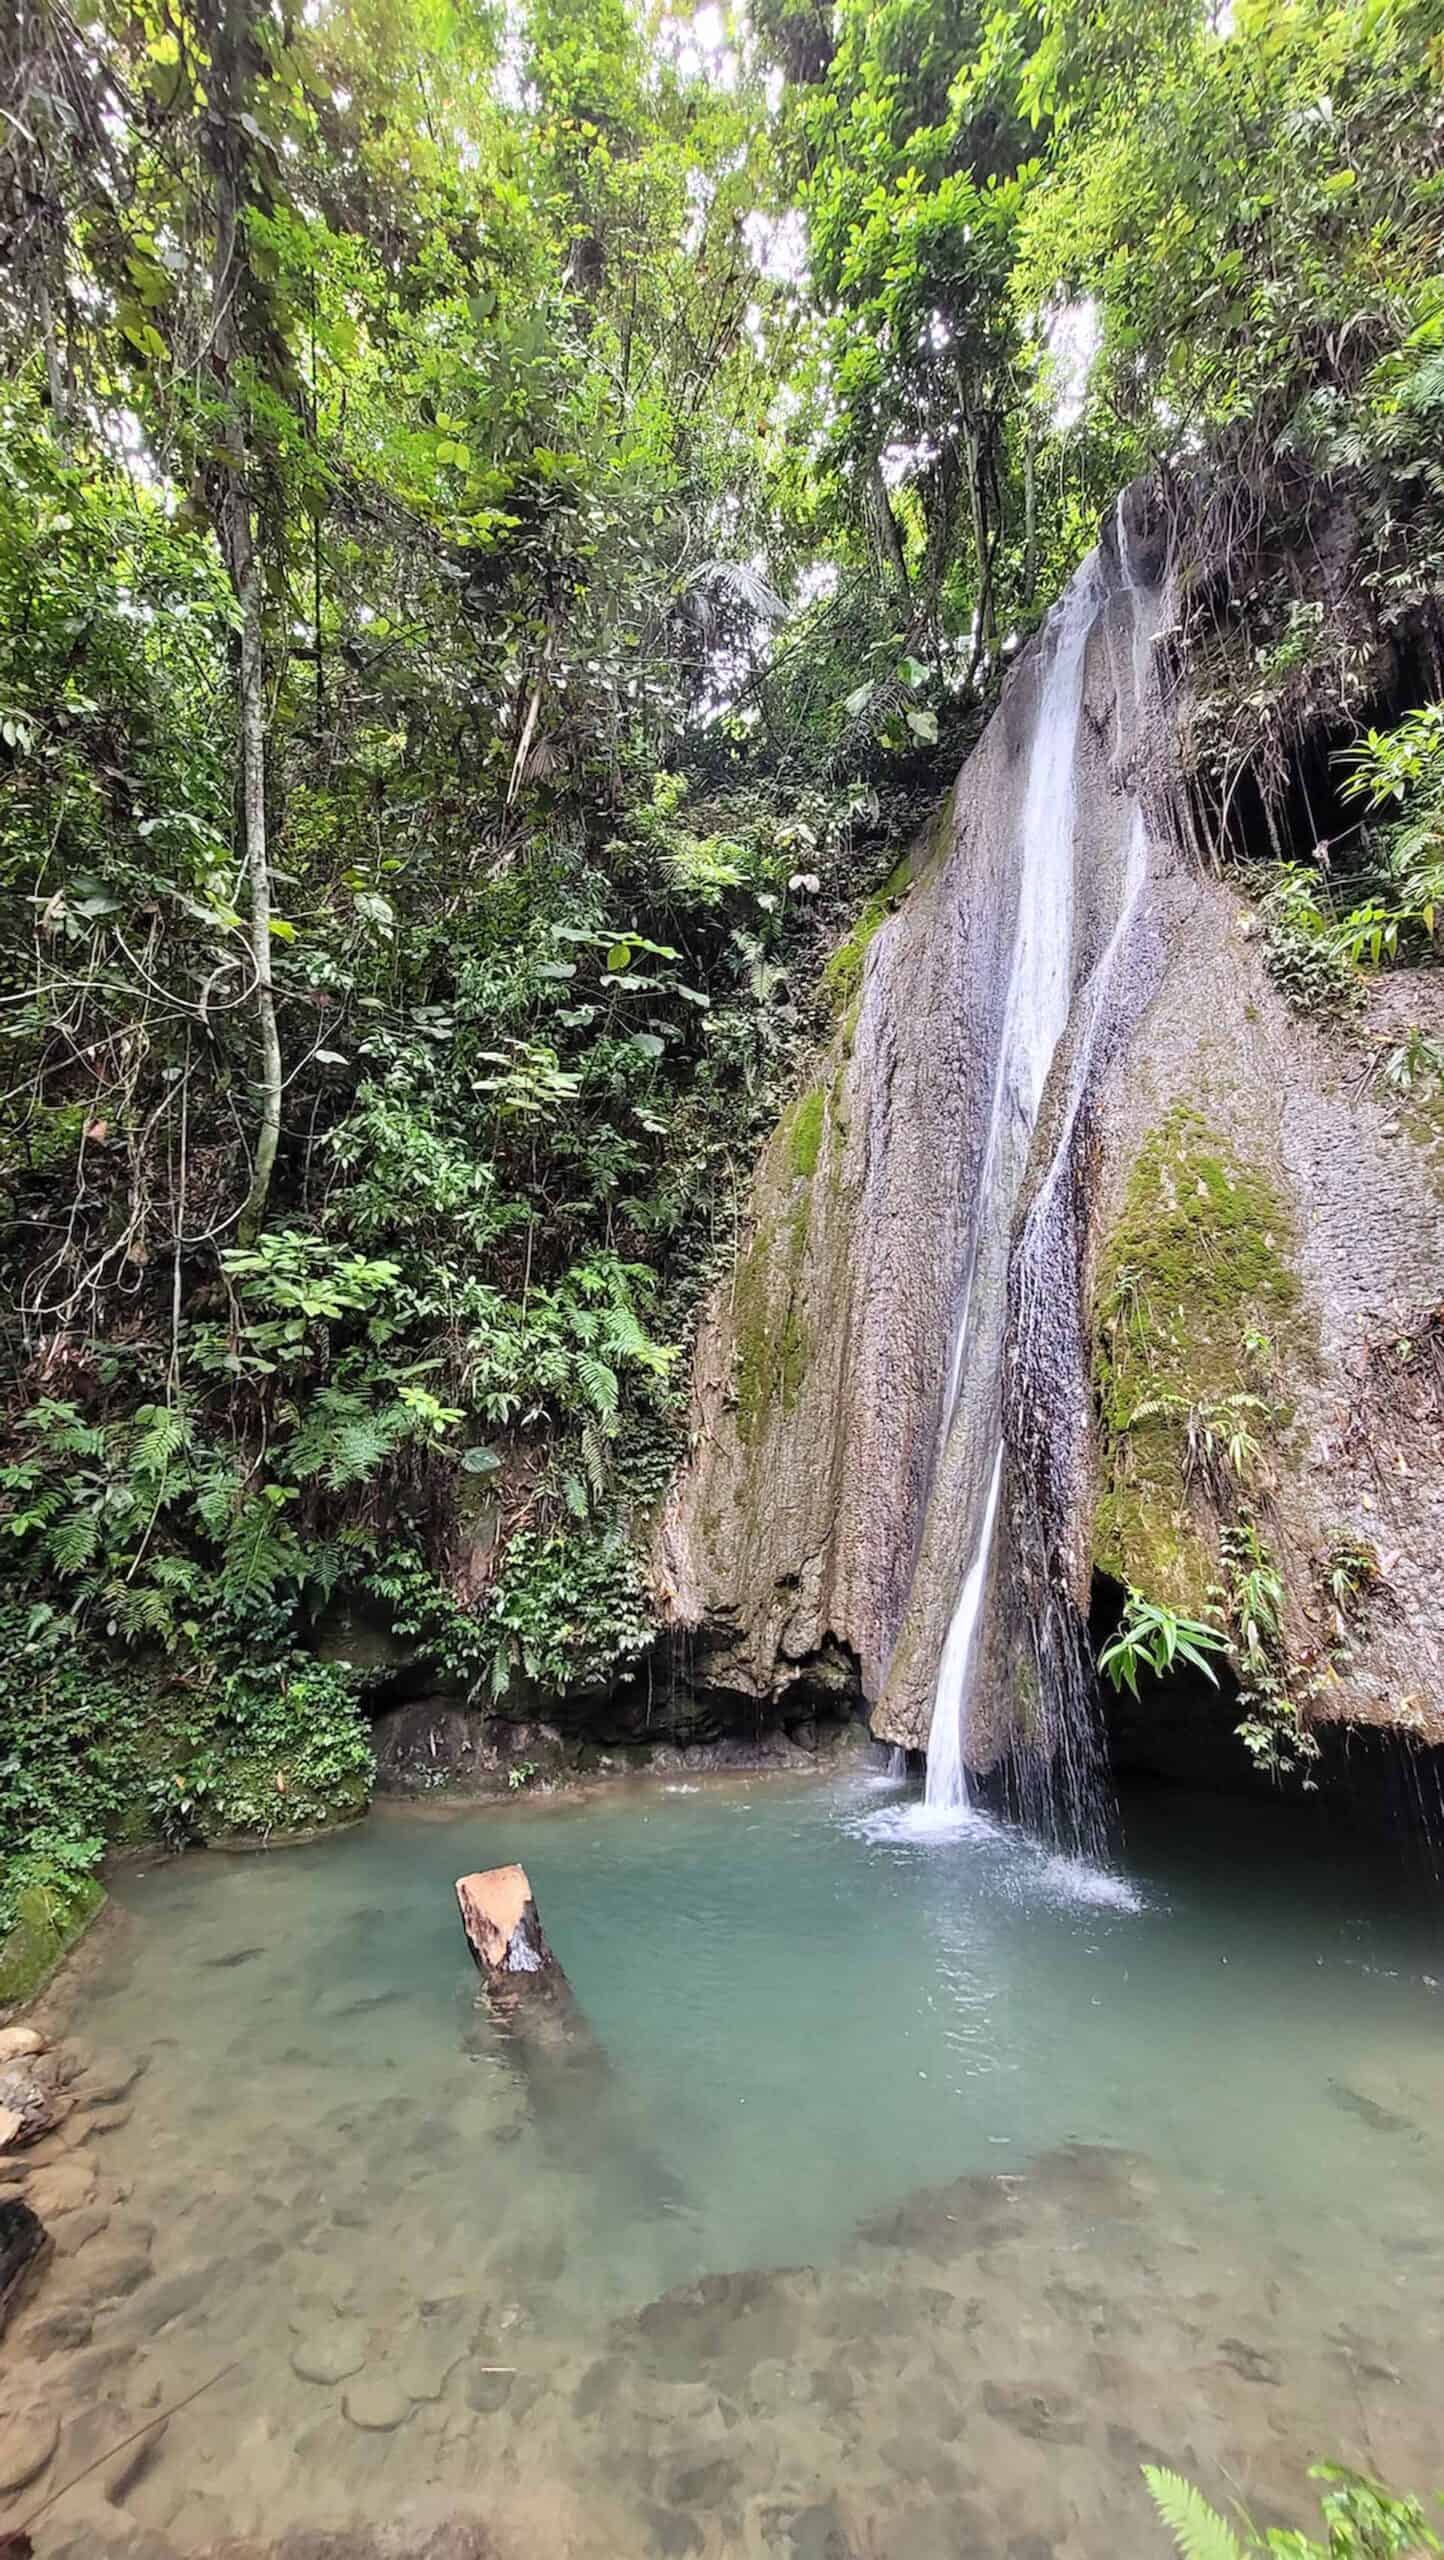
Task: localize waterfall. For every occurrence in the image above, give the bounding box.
[922,562,1104,1813]
[923,504,1156,1823]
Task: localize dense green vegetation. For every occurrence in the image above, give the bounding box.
[1,0,1441,1915]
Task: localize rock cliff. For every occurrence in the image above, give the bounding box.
[657,490,1444,1796]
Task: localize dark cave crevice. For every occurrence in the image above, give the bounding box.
[1185,606,1443,875]
[1088,1568,1444,1859]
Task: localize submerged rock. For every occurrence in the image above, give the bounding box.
[102,2415,168,2504]
[342,2377,411,2433]
[26,2154,98,2218]
[0,2401,59,2496]
[290,2322,368,2385]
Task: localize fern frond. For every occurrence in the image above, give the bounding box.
[599,1300,647,1354]
[324,1414,397,1490]
[131,1403,191,1479]
[1143,2468,1251,2560]
[576,1354,620,1427]
[222,1500,304,1606]
[43,1510,101,1574]
[150,1551,202,1591]
[194,1461,242,1538]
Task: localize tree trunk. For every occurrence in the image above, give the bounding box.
[962,412,992,684]
[204,0,281,1245]
[36,268,68,437]
[868,457,911,617]
[225,485,280,1245]
[1022,406,1038,609]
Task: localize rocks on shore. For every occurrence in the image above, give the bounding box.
[0,2059,66,2151]
[0,2200,51,2340]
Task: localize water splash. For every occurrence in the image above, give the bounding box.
[846,1786,1142,1910]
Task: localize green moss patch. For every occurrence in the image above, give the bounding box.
[0,1874,105,2007]
[788,1085,826,1179]
[734,1188,813,1447]
[821,856,912,1009]
[1092,1104,1303,1606]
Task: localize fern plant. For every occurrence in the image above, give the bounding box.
[1098,1591,1229,1697]
[1145,2460,1442,2559]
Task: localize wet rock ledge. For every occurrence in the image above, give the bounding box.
[0,2013,157,2540]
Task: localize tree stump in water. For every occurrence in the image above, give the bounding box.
[455,1865,553,1981]
[454,1866,687,2210]
[456,1861,601,2078]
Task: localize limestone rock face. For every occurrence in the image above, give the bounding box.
[455,1868,552,1979]
[1084,876,1444,1742]
[658,501,1444,1777]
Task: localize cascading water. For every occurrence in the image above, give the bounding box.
[920,562,1104,1815]
[923,506,1158,1826]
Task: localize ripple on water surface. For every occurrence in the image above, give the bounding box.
[15,1770,1444,2556]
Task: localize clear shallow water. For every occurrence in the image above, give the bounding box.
[22,1771,1444,2555]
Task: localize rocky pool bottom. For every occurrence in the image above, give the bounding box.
[4,1770,1444,2558]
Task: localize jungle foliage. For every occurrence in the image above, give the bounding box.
[1,0,1441,1894]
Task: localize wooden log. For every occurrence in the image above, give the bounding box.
[454,1864,553,1980]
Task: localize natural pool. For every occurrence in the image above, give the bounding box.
[17,1767,1444,2556]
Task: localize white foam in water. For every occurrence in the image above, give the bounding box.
[848,1789,1140,1910]
[851,1795,1005,1849]
[1028,1851,1145,1914]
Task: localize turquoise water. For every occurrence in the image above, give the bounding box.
[28,1769,1444,2554]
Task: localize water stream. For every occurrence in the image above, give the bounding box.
[23,1773,1444,2556]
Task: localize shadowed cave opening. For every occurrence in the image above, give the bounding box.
[1089,1567,1444,1858]
[1187,605,1443,876]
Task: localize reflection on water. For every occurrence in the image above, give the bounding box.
[14,1771,1444,2555]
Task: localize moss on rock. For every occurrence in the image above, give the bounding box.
[788,1085,826,1180]
[0,1874,105,2007]
[734,1193,813,1447]
[1092,1103,1303,1606]
[821,856,912,1009]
